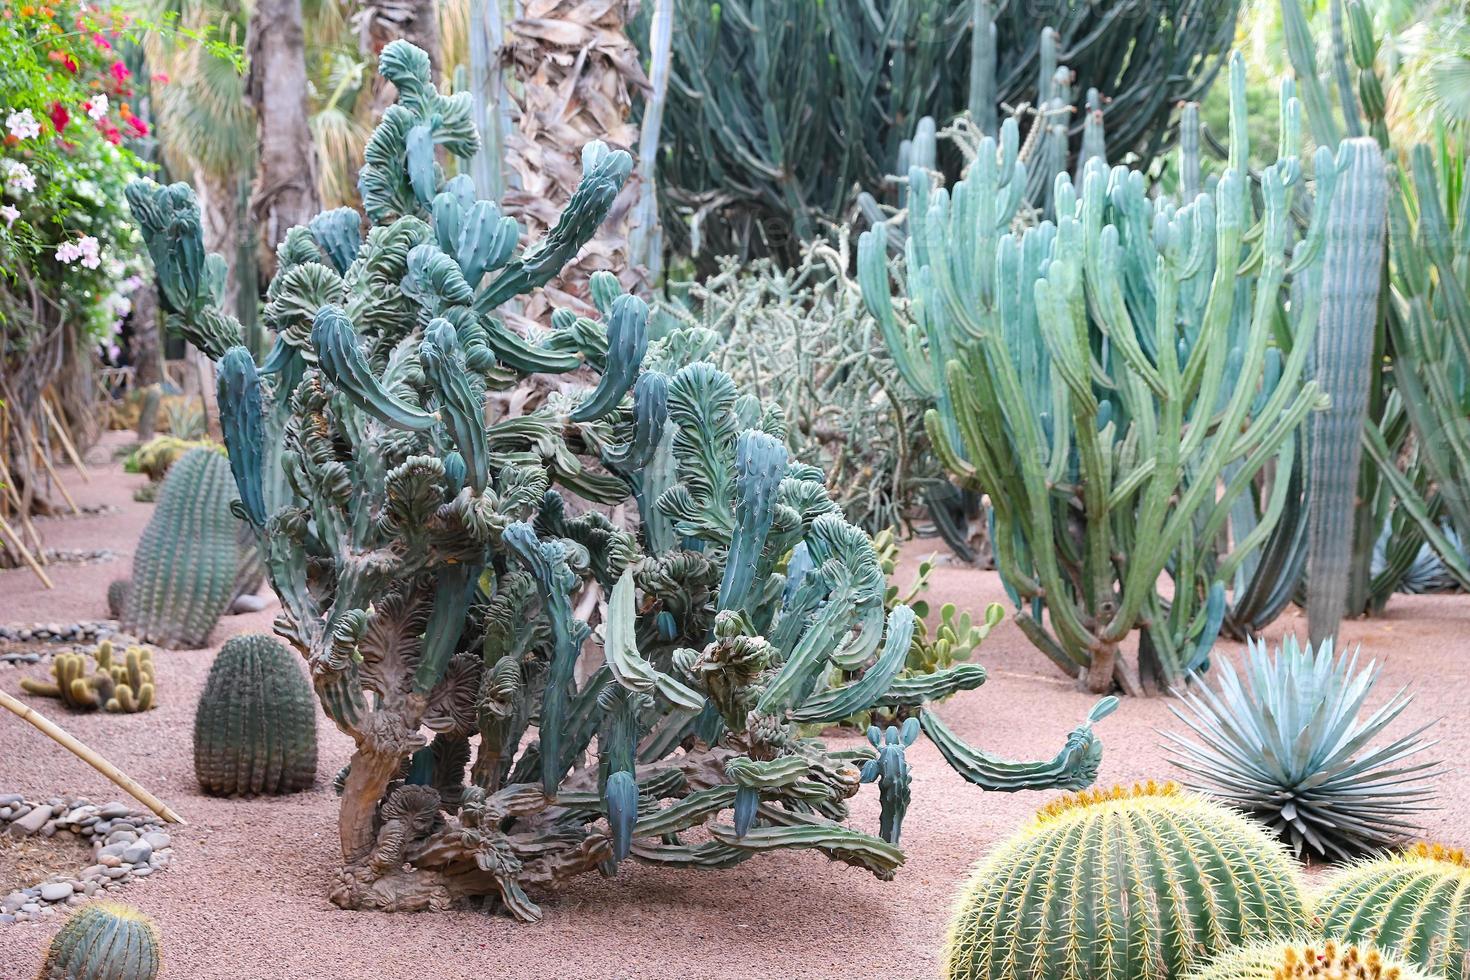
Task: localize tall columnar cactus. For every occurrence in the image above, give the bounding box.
[1184,940,1438,980]
[861,55,1334,693]
[119,447,243,648]
[1304,137,1390,648]
[1316,843,1470,980]
[942,782,1312,980]
[37,902,161,980]
[194,633,317,796]
[129,41,1114,920]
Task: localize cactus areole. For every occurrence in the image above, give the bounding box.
[126,41,1114,920]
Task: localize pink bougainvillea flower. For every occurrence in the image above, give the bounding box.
[126,115,147,137]
[91,32,110,50]
[56,240,83,264]
[109,60,129,83]
[0,204,19,226]
[48,49,78,73]
[48,101,69,133]
[85,93,108,120]
[150,71,170,85]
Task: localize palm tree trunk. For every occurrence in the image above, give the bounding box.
[246,0,320,281]
[359,0,441,117]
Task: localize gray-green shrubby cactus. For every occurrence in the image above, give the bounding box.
[862,56,1345,694]
[128,40,1113,921]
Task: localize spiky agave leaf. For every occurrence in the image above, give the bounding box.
[1164,635,1441,859]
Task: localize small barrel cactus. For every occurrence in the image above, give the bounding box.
[37,901,160,979]
[194,633,317,796]
[107,579,130,619]
[942,781,1311,980]
[1184,939,1438,980]
[1317,842,1470,980]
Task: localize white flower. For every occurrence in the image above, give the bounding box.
[6,109,41,140]
[56,241,83,264]
[86,95,109,121]
[77,235,101,269]
[0,204,17,226]
[4,161,36,196]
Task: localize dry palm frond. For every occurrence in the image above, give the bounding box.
[501,0,651,330]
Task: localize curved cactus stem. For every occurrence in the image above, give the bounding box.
[789,605,916,724]
[718,430,788,614]
[603,370,669,470]
[217,346,267,526]
[604,570,705,710]
[571,293,649,422]
[708,821,904,880]
[421,318,489,492]
[311,306,437,432]
[920,697,1116,792]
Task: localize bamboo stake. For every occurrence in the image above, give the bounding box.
[17,414,80,516]
[42,392,91,482]
[0,514,53,588]
[0,450,47,559]
[0,689,186,824]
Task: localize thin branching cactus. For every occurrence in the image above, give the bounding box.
[127,41,1115,920]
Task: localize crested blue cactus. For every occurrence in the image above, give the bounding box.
[128,40,1112,922]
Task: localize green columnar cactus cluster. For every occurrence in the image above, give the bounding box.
[860,55,1377,694]
[647,0,1239,263]
[193,633,318,796]
[37,902,161,980]
[129,40,1115,920]
[1317,843,1470,980]
[942,782,1311,980]
[19,640,157,713]
[1183,940,1437,980]
[119,448,243,649]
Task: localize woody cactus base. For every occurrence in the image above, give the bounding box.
[128,40,1113,921]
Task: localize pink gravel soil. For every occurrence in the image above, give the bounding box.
[0,431,1467,979]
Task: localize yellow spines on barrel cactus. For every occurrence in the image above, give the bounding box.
[36,901,160,980]
[942,781,1312,980]
[1183,938,1441,980]
[1316,843,1470,980]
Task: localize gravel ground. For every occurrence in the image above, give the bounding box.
[0,430,1466,979]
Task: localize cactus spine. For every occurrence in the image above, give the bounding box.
[193,633,317,796]
[120,448,243,648]
[942,782,1311,980]
[1184,939,1439,980]
[1316,843,1470,980]
[37,902,161,980]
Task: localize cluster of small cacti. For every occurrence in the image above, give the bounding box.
[942,782,1311,980]
[118,447,247,649]
[127,40,1115,921]
[193,633,317,796]
[123,435,222,482]
[37,901,161,979]
[19,640,157,713]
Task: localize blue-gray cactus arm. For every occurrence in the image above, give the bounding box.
[412,562,480,694]
[789,605,916,725]
[920,697,1118,791]
[308,207,363,273]
[571,293,650,422]
[603,371,669,471]
[311,305,438,432]
[502,522,589,794]
[598,685,646,862]
[420,318,489,492]
[217,346,268,527]
[717,430,788,615]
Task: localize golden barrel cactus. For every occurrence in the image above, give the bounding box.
[942,782,1311,980]
[1183,939,1441,980]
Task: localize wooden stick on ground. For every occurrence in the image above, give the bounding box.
[0,689,185,824]
[42,393,92,483]
[0,514,53,588]
[21,418,80,516]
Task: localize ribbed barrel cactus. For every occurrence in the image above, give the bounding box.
[194,633,317,796]
[37,902,161,980]
[942,782,1311,980]
[127,40,1114,920]
[1317,843,1470,980]
[119,447,245,648]
[1184,940,1439,980]
[859,55,1382,694]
